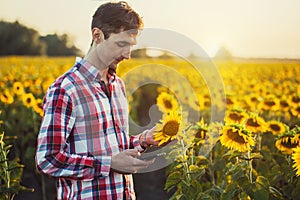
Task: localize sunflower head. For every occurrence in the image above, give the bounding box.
[266,120,287,136]
[225,108,247,124]
[275,128,300,154]
[244,112,267,133]
[13,81,24,96]
[291,105,300,118]
[154,110,185,146]
[156,92,180,113]
[292,147,300,176]
[0,90,14,104]
[220,124,255,152]
[22,93,36,108]
[259,95,280,112]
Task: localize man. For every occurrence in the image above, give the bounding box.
[36,2,159,199]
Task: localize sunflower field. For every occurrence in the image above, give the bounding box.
[0,56,300,199]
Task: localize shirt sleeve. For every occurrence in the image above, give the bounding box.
[130,130,148,152]
[35,86,111,180]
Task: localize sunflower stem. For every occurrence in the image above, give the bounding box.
[209,150,215,185]
[180,138,191,182]
[256,133,262,152]
[248,150,253,183]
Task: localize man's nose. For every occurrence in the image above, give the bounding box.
[122,47,131,60]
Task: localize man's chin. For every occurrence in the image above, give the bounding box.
[108,64,117,74]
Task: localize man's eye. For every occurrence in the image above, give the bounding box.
[117,42,127,47]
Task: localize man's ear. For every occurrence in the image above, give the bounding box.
[92,27,105,44]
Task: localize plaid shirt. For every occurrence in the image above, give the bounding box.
[36,58,142,200]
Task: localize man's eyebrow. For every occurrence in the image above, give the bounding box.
[116,40,136,46]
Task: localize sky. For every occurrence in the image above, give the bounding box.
[1,0,300,58]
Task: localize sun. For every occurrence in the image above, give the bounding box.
[154,110,184,146]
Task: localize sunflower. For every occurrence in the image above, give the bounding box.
[289,94,300,107]
[13,81,24,96]
[34,98,44,117]
[258,95,280,112]
[156,92,180,113]
[275,132,299,154]
[22,93,36,108]
[220,124,255,152]
[189,118,208,146]
[0,90,14,104]
[266,120,287,136]
[154,110,184,146]
[224,95,237,108]
[244,112,267,133]
[224,108,247,124]
[279,96,290,112]
[244,93,262,111]
[188,93,203,112]
[292,147,300,176]
[291,104,300,118]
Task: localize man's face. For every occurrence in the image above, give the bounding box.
[96,30,138,71]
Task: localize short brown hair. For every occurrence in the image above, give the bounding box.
[91,1,144,39]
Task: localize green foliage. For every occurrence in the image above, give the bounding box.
[0,101,41,170]
[0,20,81,56]
[0,21,45,56]
[40,34,81,56]
[164,120,300,200]
[0,132,34,200]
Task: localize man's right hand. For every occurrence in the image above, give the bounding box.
[110,149,154,174]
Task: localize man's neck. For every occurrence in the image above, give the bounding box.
[84,49,108,81]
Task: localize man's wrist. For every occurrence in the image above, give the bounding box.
[139,130,149,149]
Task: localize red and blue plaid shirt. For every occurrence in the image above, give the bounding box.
[36,58,142,200]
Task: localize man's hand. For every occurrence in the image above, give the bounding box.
[110,149,154,174]
[145,126,160,146]
[139,126,160,148]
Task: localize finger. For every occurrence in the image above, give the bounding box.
[123,149,140,157]
[132,157,153,167]
[149,126,156,132]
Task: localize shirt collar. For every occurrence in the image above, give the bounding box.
[75,57,115,83]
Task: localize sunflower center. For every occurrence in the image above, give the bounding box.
[264,101,276,107]
[280,137,299,148]
[229,113,244,122]
[280,101,289,108]
[163,100,173,109]
[250,97,258,102]
[246,119,260,127]
[227,129,246,144]
[292,96,300,104]
[26,98,32,104]
[195,130,207,139]
[162,120,179,136]
[270,124,280,132]
[226,98,234,105]
[204,101,211,107]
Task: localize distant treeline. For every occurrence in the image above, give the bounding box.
[0,20,82,56]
